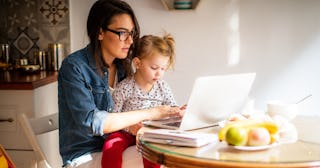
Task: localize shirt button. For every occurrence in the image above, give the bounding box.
[108,108,112,111]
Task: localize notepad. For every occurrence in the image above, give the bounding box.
[141,129,218,147]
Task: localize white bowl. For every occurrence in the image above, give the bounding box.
[267,101,299,120]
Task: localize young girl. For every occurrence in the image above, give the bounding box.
[101,34,184,168]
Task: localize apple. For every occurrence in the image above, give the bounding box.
[225,126,248,146]
[247,127,271,146]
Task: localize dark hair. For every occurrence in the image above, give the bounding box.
[87,0,140,76]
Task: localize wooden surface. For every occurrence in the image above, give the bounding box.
[0,70,58,90]
[138,116,320,168]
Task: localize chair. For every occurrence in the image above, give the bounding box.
[19,112,143,168]
[19,113,58,168]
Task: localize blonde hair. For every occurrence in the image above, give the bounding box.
[133,33,175,69]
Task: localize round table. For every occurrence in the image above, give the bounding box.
[138,116,320,168]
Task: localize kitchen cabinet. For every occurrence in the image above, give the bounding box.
[0,70,61,168]
[161,0,200,10]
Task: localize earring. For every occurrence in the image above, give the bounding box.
[98,35,103,40]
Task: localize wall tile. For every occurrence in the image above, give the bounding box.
[0,0,70,66]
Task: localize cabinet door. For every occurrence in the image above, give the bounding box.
[0,105,33,150]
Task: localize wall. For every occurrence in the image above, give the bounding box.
[0,0,70,65]
[70,0,320,116]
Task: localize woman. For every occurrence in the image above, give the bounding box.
[58,0,181,167]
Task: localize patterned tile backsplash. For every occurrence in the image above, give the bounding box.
[0,0,70,65]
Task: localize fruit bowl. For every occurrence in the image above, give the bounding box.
[229,142,279,151]
[218,118,280,150]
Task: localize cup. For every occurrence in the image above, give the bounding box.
[267,101,299,120]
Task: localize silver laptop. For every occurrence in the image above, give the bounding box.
[142,73,256,131]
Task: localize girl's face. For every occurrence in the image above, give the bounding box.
[98,14,135,65]
[134,54,169,85]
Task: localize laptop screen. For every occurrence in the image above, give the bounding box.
[179,73,256,130]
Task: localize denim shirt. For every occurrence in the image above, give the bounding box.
[58,44,126,165]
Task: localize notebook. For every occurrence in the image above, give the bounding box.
[142,73,256,131]
[141,129,218,147]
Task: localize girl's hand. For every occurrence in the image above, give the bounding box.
[179,104,187,116]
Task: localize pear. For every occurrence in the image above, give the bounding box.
[225,126,248,146]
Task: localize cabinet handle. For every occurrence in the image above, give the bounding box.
[0,118,14,122]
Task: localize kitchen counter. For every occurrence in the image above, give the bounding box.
[0,70,58,90]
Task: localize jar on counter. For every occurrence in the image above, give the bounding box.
[34,50,47,70]
[48,43,64,71]
[1,44,10,64]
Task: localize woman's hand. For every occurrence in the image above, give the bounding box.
[148,105,182,120]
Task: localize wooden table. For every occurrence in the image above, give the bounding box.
[138,116,320,168]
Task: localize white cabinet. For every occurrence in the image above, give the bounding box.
[0,82,62,168]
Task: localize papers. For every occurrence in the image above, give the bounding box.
[141,129,218,147]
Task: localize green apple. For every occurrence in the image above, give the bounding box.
[225,126,248,146]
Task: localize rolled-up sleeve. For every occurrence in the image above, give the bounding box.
[92,108,108,135]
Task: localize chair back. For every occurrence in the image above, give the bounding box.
[19,113,58,168]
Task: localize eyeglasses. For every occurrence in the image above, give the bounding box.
[105,28,135,41]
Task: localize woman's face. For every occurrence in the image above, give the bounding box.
[98,14,135,65]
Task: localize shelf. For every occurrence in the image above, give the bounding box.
[161,0,200,11]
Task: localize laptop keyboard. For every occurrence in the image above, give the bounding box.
[163,121,181,127]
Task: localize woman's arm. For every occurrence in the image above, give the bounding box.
[102,105,181,134]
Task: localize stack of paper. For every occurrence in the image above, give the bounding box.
[141,129,218,147]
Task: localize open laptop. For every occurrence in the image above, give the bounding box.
[142,73,256,131]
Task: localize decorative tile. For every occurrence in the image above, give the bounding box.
[40,0,68,25]
[0,0,70,64]
[10,27,39,58]
[13,31,35,55]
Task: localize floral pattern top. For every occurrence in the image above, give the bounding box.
[112,76,177,112]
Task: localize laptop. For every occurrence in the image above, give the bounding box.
[142,73,256,131]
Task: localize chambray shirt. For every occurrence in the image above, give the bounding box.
[58,44,126,166]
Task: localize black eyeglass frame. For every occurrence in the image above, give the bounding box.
[105,28,135,41]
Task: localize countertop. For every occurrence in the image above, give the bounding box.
[0,70,58,90]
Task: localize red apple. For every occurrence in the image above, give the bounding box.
[247,127,271,146]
